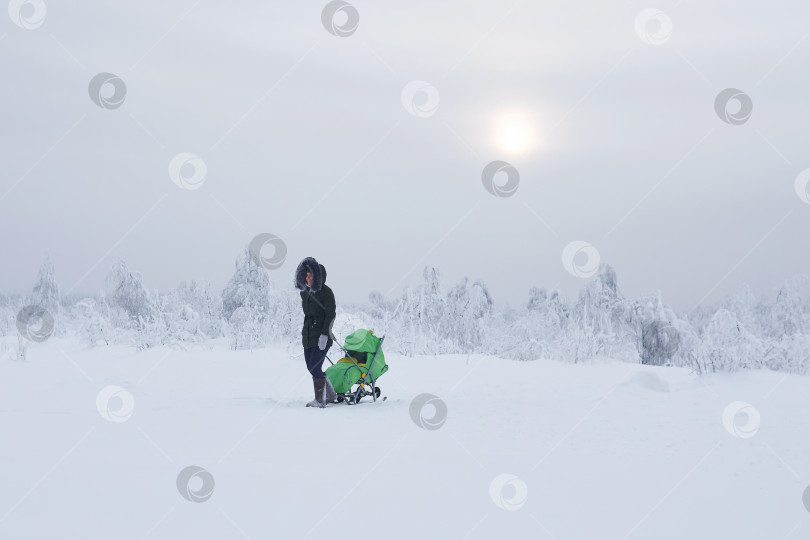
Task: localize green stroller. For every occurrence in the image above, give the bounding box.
[325,329,388,404]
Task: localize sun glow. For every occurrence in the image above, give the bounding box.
[493,111,539,155]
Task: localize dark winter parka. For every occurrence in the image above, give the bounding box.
[294,257,336,349]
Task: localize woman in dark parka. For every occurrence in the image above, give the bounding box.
[294,257,338,408]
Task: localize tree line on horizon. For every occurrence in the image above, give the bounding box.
[2,251,809,375]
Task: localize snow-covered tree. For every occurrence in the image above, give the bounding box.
[698,309,764,372]
[527,287,547,312]
[722,284,765,337]
[441,276,493,353]
[420,266,446,330]
[267,287,302,343]
[221,247,274,348]
[570,264,638,361]
[222,247,271,321]
[640,321,681,366]
[768,280,806,337]
[31,256,60,315]
[167,279,223,340]
[69,297,109,346]
[765,332,810,374]
[227,299,266,350]
[106,259,153,324]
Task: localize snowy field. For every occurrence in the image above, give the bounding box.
[1,339,808,539]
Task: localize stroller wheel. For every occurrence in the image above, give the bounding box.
[374,387,381,399]
[353,387,364,404]
[336,395,345,403]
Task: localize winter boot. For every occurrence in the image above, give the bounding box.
[306,377,326,408]
[323,376,337,404]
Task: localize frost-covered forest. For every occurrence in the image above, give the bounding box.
[4,250,809,375]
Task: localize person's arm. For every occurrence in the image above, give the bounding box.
[320,287,336,337]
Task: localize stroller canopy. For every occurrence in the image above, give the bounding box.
[344,329,381,354]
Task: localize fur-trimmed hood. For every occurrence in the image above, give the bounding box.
[294,257,327,292]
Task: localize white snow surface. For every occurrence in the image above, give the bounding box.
[1,338,808,539]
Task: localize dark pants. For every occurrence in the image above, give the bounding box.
[303,345,331,379]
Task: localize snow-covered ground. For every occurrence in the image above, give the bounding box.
[1,339,808,539]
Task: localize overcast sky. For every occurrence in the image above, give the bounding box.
[2,0,809,311]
